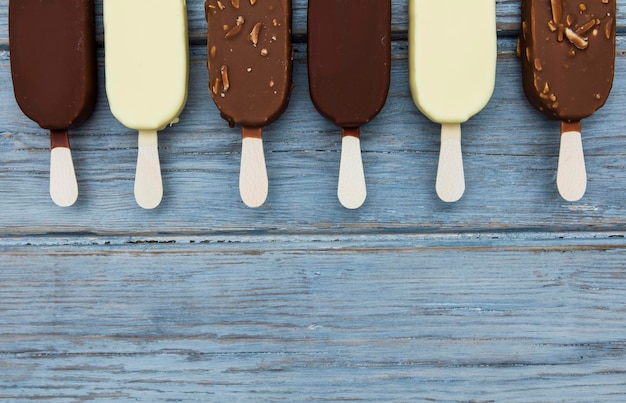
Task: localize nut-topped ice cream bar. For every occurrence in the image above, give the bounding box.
[520,0,616,201]
[206,0,293,208]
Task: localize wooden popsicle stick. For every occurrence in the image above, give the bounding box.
[436,123,465,203]
[557,121,586,202]
[49,130,78,207]
[338,127,366,209]
[134,130,163,209]
[240,127,268,208]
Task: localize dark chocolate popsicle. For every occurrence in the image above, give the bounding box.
[9,0,97,207]
[519,0,615,201]
[205,0,293,208]
[308,0,391,209]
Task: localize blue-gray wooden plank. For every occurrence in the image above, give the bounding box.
[1,239,626,401]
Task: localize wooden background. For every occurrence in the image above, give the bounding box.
[1,0,626,401]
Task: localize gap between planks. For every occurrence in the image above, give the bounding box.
[0,231,625,254]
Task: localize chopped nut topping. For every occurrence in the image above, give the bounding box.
[548,20,557,32]
[543,82,550,94]
[605,17,614,40]
[565,14,574,27]
[231,0,239,9]
[220,65,230,92]
[225,16,245,39]
[217,1,226,10]
[557,25,565,42]
[206,3,217,15]
[250,0,257,4]
[225,24,242,39]
[210,46,217,58]
[575,19,597,35]
[550,0,562,23]
[272,19,279,27]
[579,3,587,12]
[565,27,588,49]
[249,22,263,47]
[534,58,543,71]
[212,77,221,95]
[260,48,268,56]
[269,80,275,88]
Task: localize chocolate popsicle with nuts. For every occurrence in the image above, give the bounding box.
[308,0,391,209]
[205,0,293,208]
[519,0,616,201]
[9,0,97,207]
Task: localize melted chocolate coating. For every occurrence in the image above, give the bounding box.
[9,0,97,135]
[520,0,615,123]
[308,0,391,129]
[205,0,293,128]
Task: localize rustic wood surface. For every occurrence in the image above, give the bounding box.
[1,0,626,401]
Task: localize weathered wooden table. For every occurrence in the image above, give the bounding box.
[1,1,626,401]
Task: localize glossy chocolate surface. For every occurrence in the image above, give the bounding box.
[308,0,391,128]
[205,0,293,128]
[9,0,97,133]
[520,0,615,123]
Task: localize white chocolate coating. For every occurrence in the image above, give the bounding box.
[409,0,496,123]
[104,0,188,131]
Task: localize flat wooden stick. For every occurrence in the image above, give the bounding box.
[557,121,586,202]
[436,123,465,202]
[240,127,268,208]
[338,128,366,209]
[49,130,78,207]
[134,130,163,209]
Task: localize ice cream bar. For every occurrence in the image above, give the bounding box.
[206,0,293,208]
[308,0,391,209]
[409,0,496,202]
[104,0,189,209]
[520,0,615,201]
[9,0,97,207]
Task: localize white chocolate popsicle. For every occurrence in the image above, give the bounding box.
[409,0,496,202]
[104,0,189,209]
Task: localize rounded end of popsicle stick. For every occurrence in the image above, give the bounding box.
[240,134,268,208]
[134,130,163,210]
[338,131,366,209]
[50,147,78,207]
[557,130,587,202]
[436,123,465,203]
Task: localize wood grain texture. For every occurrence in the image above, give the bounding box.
[1,1,626,401]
